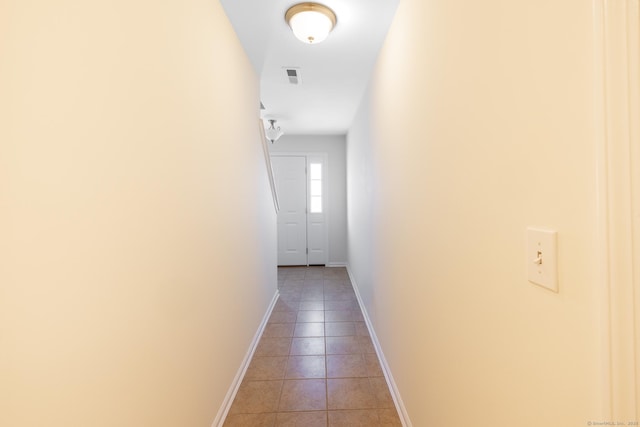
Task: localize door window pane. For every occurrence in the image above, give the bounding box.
[310,196,322,213]
[310,180,322,196]
[309,162,322,213]
[310,163,322,180]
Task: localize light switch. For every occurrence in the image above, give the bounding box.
[526,228,558,292]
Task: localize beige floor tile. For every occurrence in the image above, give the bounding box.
[358,336,376,354]
[285,355,326,379]
[328,409,380,426]
[255,337,292,357]
[279,285,302,300]
[326,336,362,355]
[325,322,356,337]
[278,379,327,411]
[290,337,325,355]
[263,323,295,338]
[364,353,384,377]
[323,282,346,291]
[300,293,324,302]
[299,301,324,310]
[304,280,325,285]
[245,357,287,381]
[296,310,325,323]
[327,354,368,378]
[351,310,365,322]
[354,322,370,337]
[223,412,277,427]
[284,273,305,280]
[273,299,299,312]
[323,278,344,286]
[275,411,327,426]
[325,310,353,322]
[281,281,303,288]
[268,311,297,324]
[369,377,395,408]
[228,381,282,415]
[378,408,403,426]
[303,283,325,291]
[324,292,356,302]
[293,322,325,337]
[327,378,377,410]
[281,289,302,295]
[324,300,359,311]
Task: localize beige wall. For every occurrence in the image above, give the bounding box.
[0,1,277,426]
[347,0,604,425]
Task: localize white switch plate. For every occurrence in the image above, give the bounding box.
[526,228,558,292]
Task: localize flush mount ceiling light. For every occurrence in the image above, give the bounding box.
[265,119,284,143]
[285,3,337,45]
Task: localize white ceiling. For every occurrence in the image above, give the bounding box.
[219,0,399,135]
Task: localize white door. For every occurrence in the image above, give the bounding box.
[272,156,307,266]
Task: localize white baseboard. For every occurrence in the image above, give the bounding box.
[346,265,412,427]
[327,262,348,267]
[212,290,280,427]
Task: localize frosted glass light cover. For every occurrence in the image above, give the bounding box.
[290,10,333,44]
[265,121,284,142]
[265,127,283,141]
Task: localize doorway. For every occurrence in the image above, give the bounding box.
[271,154,328,266]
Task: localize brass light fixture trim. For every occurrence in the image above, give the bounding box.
[285,2,337,44]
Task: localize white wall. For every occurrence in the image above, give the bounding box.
[347,0,604,425]
[0,1,277,426]
[270,135,347,265]
[346,94,378,317]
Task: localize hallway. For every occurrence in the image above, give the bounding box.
[223,267,402,426]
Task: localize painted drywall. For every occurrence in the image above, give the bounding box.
[347,0,604,425]
[0,1,277,426]
[269,135,347,265]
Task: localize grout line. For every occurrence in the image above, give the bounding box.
[274,360,286,419]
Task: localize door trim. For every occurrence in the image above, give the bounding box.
[596,0,640,419]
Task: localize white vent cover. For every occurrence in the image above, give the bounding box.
[282,67,302,85]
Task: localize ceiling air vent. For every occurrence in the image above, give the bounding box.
[284,67,302,85]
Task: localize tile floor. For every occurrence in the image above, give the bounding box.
[223,266,402,427]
